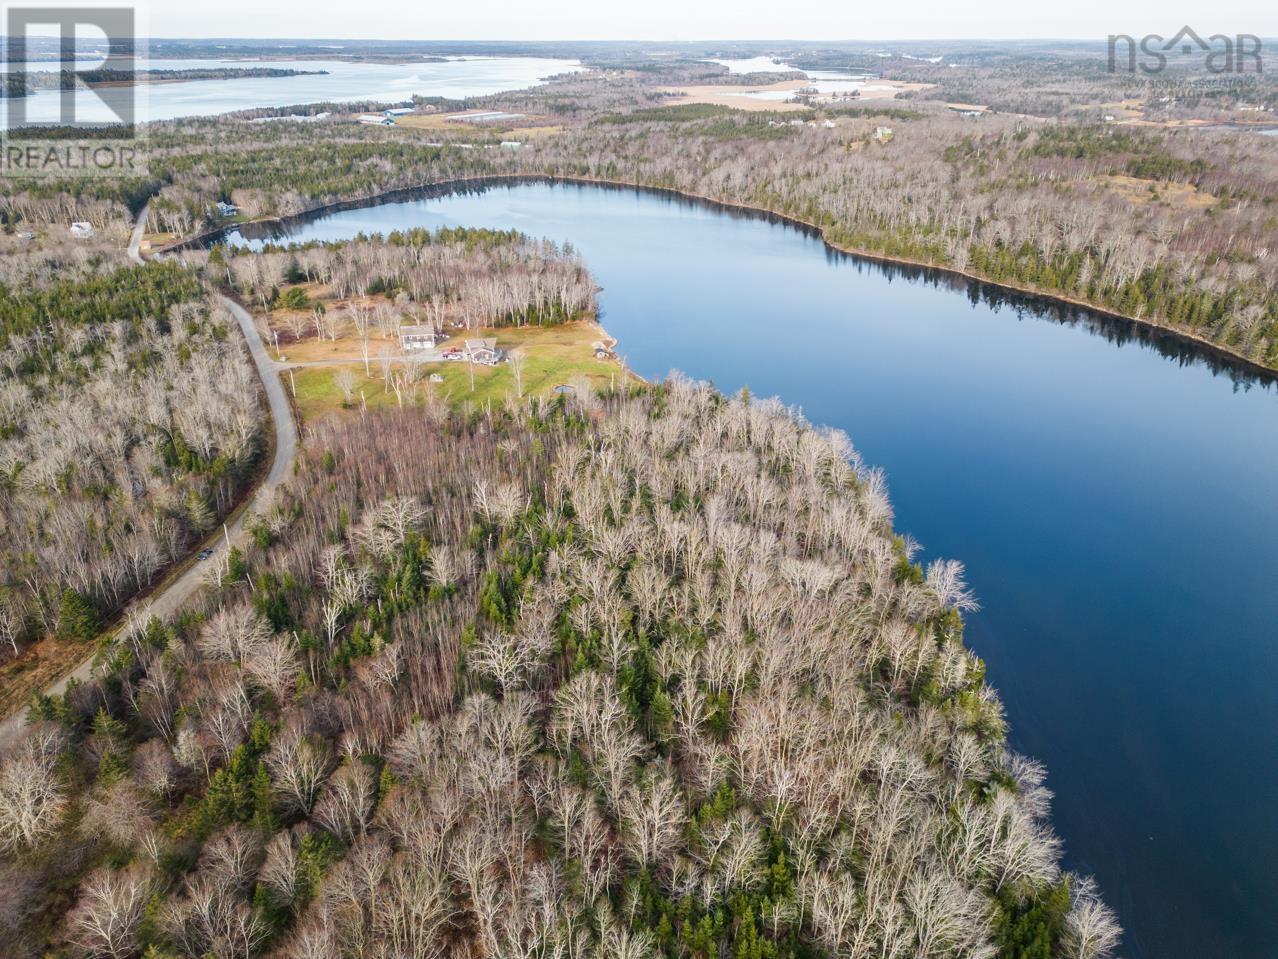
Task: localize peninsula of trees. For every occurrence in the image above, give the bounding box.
[0,381,1121,959]
[0,68,328,99]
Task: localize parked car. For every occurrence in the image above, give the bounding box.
[197,548,215,561]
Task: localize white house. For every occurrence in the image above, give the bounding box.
[464,338,503,366]
[384,107,415,117]
[215,201,238,217]
[69,222,94,239]
[357,114,395,126]
[399,324,443,351]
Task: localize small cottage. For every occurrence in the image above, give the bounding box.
[464,338,503,366]
[399,324,443,351]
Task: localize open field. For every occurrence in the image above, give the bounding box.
[393,111,564,137]
[656,79,811,112]
[287,320,629,422]
[656,78,932,112]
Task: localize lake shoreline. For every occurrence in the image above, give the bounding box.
[164,172,1278,385]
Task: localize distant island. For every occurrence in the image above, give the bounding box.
[0,67,329,98]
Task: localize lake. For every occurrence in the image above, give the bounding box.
[223,180,1278,959]
[0,56,581,126]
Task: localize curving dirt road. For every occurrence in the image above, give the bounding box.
[0,208,299,752]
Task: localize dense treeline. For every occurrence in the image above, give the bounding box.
[146,139,492,235]
[0,381,1118,959]
[0,262,262,664]
[0,260,202,345]
[0,135,489,235]
[220,227,597,332]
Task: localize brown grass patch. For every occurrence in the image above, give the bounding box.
[1098,174,1216,210]
[0,637,92,718]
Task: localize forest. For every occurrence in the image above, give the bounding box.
[219,227,597,335]
[0,380,1121,959]
[0,254,264,668]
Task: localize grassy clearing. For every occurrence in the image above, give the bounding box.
[394,113,563,138]
[288,322,630,423]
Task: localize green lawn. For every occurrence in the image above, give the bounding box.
[286,322,629,423]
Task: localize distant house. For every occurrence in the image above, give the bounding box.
[821,119,836,129]
[215,201,238,217]
[399,324,443,351]
[873,126,893,142]
[464,337,503,365]
[384,107,415,117]
[357,114,395,126]
[69,221,94,239]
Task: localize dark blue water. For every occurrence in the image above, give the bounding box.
[226,181,1278,959]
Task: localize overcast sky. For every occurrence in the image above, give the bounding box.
[146,0,1274,41]
[24,0,1278,42]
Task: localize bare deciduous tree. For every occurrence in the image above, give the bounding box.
[267,726,333,816]
[67,864,154,959]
